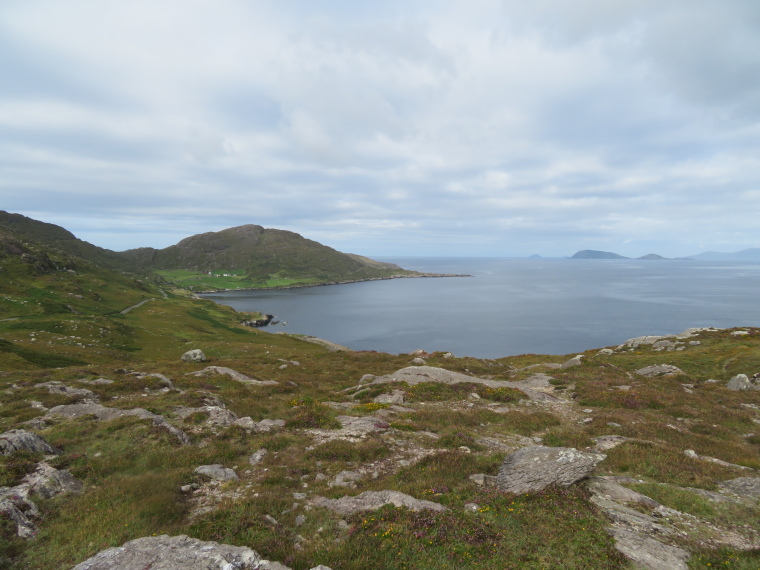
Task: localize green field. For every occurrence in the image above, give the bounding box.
[155,269,320,291]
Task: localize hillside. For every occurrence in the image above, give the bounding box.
[119,224,423,290]
[0,211,144,274]
[0,226,759,569]
[0,212,444,291]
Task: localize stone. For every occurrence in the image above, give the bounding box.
[559,355,584,369]
[249,448,268,465]
[186,366,278,385]
[0,488,38,538]
[34,382,97,402]
[175,406,238,427]
[254,419,286,433]
[726,374,755,391]
[586,478,660,507]
[18,462,82,499]
[611,527,690,570]
[634,364,685,377]
[410,357,426,365]
[180,349,206,363]
[311,490,446,516]
[593,435,630,452]
[71,534,293,570]
[295,514,307,526]
[718,477,760,499]
[329,470,362,488]
[0,429,59,456]
[496,446,606,494]
[41,403,190,445]
[683,449,699,459]
[598,348,614,355]
[193,464,239,482]
[373,390,405,404]
[233,417,257,430]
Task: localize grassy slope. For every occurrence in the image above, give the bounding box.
[120,224,419,291]
[0,230,759,569]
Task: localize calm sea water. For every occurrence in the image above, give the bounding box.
[200,258,760,359]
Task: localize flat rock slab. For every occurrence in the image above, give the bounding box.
[42,404,189,445]
[587,478,660,507]
[718,477,760,499]
[186,366,278,385]
[355,366,560,402]
[312,490,446,516]
[308,415,389,441]
[194,464,239,482]
[497,446,605,494]
[634,364,685,377]
[71,534,291,570]
[174,406,238,427]
[611,527,690,570]
[0,429,59,456]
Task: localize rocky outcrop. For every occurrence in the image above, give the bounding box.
[175,406,239,427]
[40,403,190,445]
[0,429,59,456]
[18,461,83,499]
[71,534,299,570]
[718,477,760,499]
[194,464,239,482]
[634,364,685,377]
[34,381,98,402]
[308,415,389,443]
[180,349,206,363]
[726,374,760,391]
[0,488,39,538]
[346,365,559,402]
[311,490,447,516]
[496,446,605,494]
[186,366,278,386]
[588,484,690,570]
[241,314,274,327]
[0,462,82,538]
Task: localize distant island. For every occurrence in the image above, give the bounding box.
[571,250,684,260]
[570,248,760,261]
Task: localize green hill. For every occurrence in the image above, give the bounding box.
[0,211,144,274]
[0,212,426,291]
[119,224,420,290]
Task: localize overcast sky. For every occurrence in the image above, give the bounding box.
[2,0,759,257]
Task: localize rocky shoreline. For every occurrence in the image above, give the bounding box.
[195,272,471,294]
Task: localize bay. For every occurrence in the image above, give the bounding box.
[200,258,760,359]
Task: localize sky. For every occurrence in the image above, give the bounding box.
[2,0,760,258]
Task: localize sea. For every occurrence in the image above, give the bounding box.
[200,258,760,359]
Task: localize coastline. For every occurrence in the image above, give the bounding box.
[195,272,471,294]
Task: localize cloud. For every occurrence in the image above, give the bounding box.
[1,0,759,257]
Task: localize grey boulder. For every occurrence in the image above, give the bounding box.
[181,349,206,363]
[0,429,59,456]
[71,534,292,570]
[726,374,758,391]
[634,364,685,377]
[312,490,447,516]
[497,446,605,494]
[194,464,239,482]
